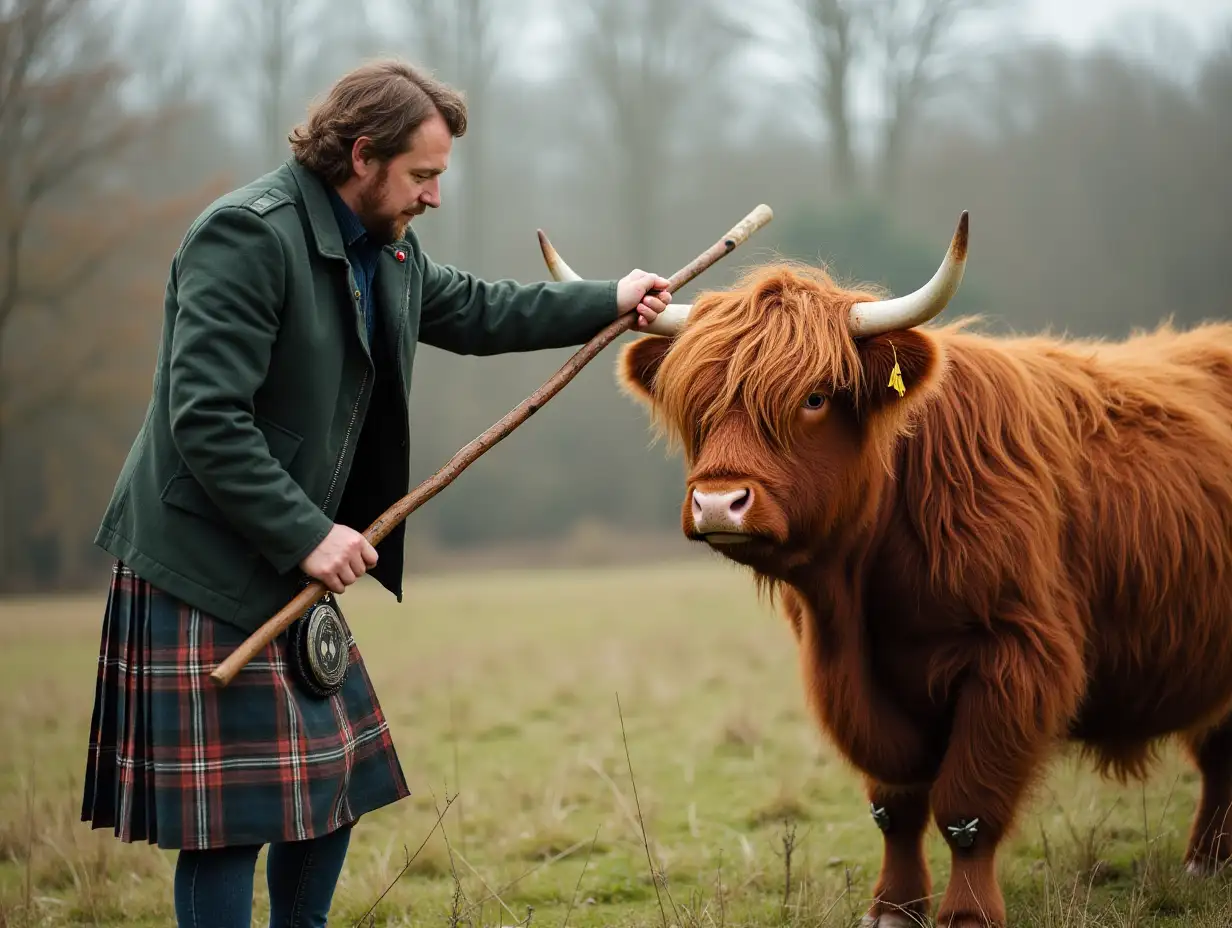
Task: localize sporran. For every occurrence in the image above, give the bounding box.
[286,595,350,698]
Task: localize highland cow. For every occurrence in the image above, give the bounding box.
[540,214,1232,927]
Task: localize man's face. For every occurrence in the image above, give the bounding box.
[350,111,452,244]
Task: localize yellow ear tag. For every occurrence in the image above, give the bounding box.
[887,342,906,398]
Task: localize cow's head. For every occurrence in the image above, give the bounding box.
[540,213,968,577]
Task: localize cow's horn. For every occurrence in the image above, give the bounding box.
[848,211,969,338]
[536,229,693,337]
[537,229,583,283]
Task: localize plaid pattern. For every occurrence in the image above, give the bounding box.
[81,561,409,850]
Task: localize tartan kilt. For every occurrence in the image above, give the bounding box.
[81,561,410,850]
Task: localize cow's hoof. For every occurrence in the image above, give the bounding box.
[862,912,926,927]
[1184,855,1228,878]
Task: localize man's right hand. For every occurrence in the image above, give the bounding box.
[300,524,379,594]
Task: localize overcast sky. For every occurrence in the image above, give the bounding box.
[174,0,1232,54]
[155,0,1230,140]
[1025,0,1229,48]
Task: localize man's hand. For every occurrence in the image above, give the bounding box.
[616,269,673,329]
[300,523,379,594]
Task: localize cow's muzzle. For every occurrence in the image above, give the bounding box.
[691,487,754,542]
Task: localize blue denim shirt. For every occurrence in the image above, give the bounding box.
[325,186,382,346]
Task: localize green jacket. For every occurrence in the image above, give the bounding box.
[96,158,618,633]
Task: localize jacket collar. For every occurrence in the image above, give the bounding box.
[286,158,348,261]
[325,184,371,250]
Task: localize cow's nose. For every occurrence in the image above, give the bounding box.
[691,488,752,532]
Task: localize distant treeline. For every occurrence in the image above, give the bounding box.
[1,0,1229,592]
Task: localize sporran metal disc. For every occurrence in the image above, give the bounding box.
[287,598,350,698]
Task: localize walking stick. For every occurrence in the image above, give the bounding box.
[209,203,774,687]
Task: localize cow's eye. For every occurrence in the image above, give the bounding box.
[802,392,827,410]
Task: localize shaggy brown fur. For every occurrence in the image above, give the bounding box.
[617,260,1232,928]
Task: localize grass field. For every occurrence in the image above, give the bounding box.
[2,560,1231,926]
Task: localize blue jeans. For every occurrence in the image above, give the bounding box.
[173,824,352,927]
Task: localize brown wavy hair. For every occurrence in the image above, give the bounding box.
[289,59,467,185]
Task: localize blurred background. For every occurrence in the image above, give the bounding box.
[1,0,1229,595]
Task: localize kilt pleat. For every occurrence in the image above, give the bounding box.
[81,561,409,850]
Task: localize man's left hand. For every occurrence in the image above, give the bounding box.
[616,269,673,329]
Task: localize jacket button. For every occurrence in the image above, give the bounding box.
[395,250,406,262]
[354,289,361,300]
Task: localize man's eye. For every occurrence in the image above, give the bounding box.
[802,393,826,410]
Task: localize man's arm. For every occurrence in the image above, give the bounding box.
[167,206,335,575]
[416,250,621,355]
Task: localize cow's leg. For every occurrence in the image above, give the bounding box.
[862,782,932,928]
[927,633,1079,928]
[1184,717,1232,874]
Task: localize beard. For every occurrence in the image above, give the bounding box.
[354,163,419,246]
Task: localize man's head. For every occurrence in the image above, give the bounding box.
[289,59,467,245]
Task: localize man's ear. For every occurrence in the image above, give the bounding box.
[352,137,375,175]
[616,335,673,407]
[854,327,943,414]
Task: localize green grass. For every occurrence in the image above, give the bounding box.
[1,560,1230,926]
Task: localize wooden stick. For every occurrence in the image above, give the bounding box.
[209,203,774,687]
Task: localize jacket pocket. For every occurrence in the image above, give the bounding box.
[161,415,304,523]
[254,414,304,469]
[160,472,226,522]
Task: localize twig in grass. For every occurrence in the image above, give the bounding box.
[448,676,465,854]
[581,756,642,837]
[775,819,798,916]
[1039,821,1053,872]
[456,835,597,920]
[1152,772,1182,859]
[449,843,520,926]
[1044,782,1121,877]
[350,792,457,927]
[429,787,471,928]
[815,867,854,928]
[23,767,33,928]
[1141,781,1150,849]
[561,827,602,928]
[616,691,679,928]
[448,871,466,928]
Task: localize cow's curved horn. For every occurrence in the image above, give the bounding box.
[536,229,693,337]
[848,211,969,338]
[537,229,584,283]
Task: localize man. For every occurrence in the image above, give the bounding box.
[81,59,671,927]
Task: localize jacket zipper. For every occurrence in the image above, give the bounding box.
[321,368,368,514]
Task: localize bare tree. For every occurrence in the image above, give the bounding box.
[775,0,1009,198]
[218,0,370,170]
[799,0,860,192]
[563,0,753,268]
[113,0,200,108]
[393,0,505,273]
[865,0,1010,198]
[0,0,201,587]
[221,0,319,168]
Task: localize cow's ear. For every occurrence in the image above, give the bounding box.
[617,335,673,406]
[854,328,943,413]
